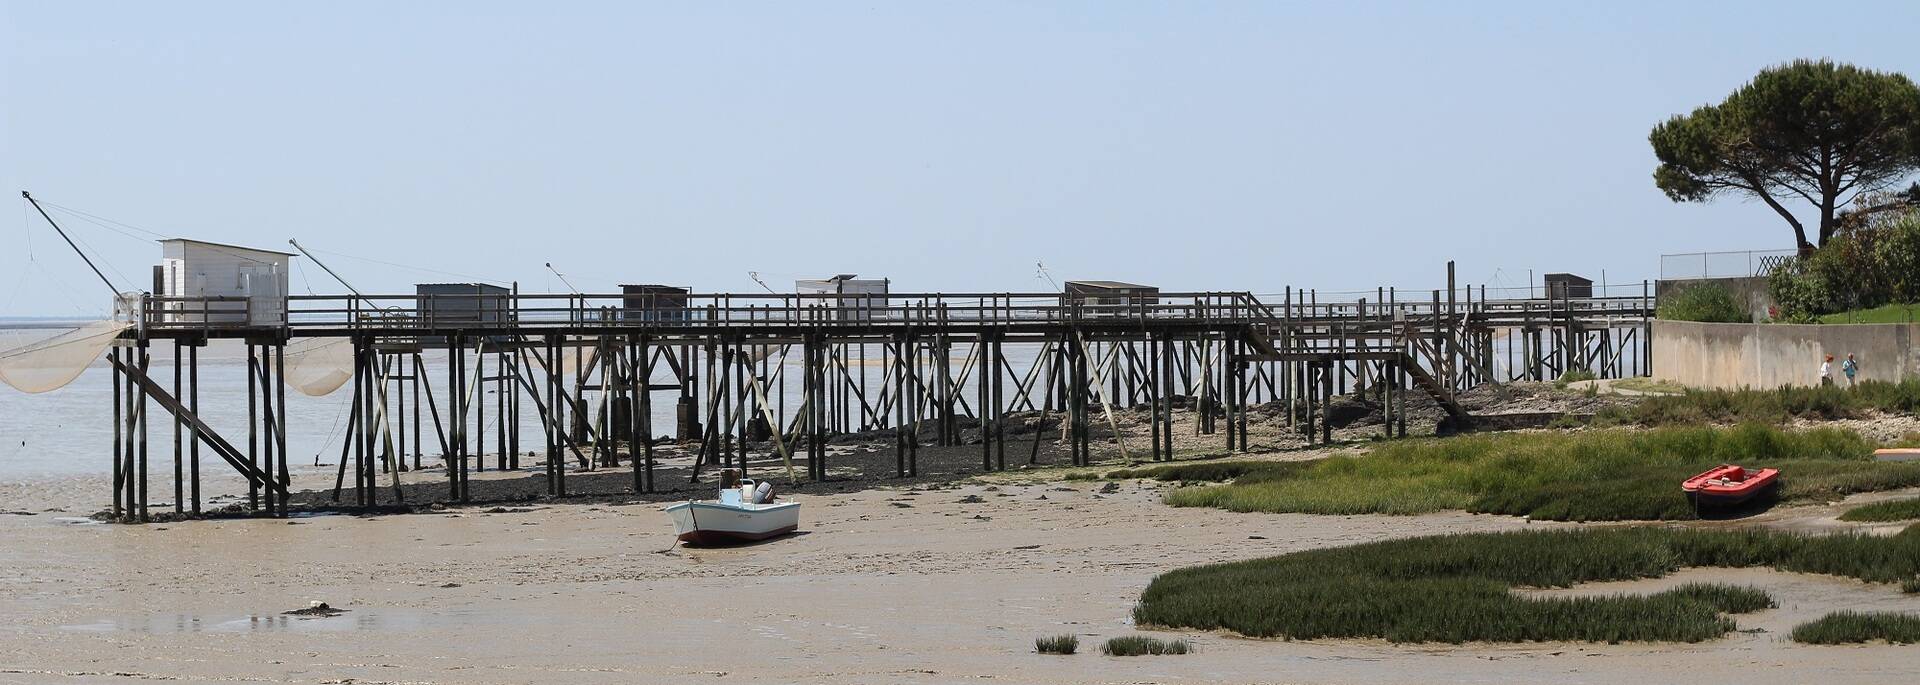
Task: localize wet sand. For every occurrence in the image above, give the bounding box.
[3,464,1918,685]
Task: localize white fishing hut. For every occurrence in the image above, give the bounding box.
[796,274,890,321]
[154,239,295,326]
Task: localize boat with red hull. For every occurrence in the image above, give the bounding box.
[1681,464,1779,507]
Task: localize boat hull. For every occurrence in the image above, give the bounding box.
[664,500,800,546]
[1682,465,1780,508]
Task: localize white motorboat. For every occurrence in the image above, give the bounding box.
[664,470,800,546]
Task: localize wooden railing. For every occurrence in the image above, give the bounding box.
[134,290,1655,335]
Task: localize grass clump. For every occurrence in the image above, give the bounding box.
[1904,578,1920,594]
[1791,611,1920,644]
[1555,368,1598,389]
[1103,459,1320,484]
[1035,634,1078,654]
[1839,498,1920,522]
[1136,525,1920,644]
[1162,425,1920,521]
[1610,376,1688,395]
[1100,635,1191,656]
[1601,379,1920,425]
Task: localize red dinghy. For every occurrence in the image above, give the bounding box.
[1682,464,1780,507]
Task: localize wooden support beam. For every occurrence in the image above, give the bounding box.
[108,355,286,498]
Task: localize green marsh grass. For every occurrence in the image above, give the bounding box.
[1791,611,1920,644]
[1154,425,1920,521]
[1035,634,1078,654]
[1599,380,1920,426]
[1814,303,1920,324]
[1839,498,1920,522]
[1102,460,1319,483]
[1135,525,1920,643]
[1100,635,1191,656]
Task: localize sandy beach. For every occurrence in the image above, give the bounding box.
[3,450,1917,685]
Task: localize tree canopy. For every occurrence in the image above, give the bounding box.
[1650,60,1920,252]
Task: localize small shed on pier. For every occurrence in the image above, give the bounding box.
[415,283,511,341]
[155,239,295,326]
[1064,280,1159,308]
[796,274,889,321]
[1543,273,1594,300]
[622,284,691,322]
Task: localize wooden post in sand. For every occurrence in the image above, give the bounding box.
[245,343,257,511]
[111,346,122,519]
[1147,331,1160,462]
[136,340,150,522]
[171,339,182,515]
[1162,332,1175,461]
[993,330,1006,471]
[892,334,909,478]
[980,329,993,473]
[543,335,558,495]
[351,338,365,506]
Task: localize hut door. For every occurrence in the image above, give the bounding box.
[243,270,286,326]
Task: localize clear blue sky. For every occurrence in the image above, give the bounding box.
[3,1,1917,316]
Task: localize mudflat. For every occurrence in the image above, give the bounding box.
[1,468,1915,685]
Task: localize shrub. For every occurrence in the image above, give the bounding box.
[1791,611,1920,644]
[1768,259,1834,322]
[1658,283,1749,323]
[1100,635,1191,656]
[1035,634,1078,654]
[1770,210,1920,320]
[1135,525,1919,643]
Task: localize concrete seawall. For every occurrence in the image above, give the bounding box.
[1653,319,1920,389]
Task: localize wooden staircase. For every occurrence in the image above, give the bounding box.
[1397,323,1473,427]
[1239,318,1474,430]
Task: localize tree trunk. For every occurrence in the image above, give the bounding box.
[1743,172,1812,253]
[1817,192,1838,248]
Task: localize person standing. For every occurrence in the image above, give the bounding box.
[1843,353,1859,388]
[1821,354,1834,387]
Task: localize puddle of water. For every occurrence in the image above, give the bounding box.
[59,607,488,634]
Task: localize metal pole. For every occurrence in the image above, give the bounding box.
[21,191,120,296]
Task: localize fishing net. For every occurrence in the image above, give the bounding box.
[0,320,132,394]
[560,340,599,379]
[745,344,781,364]
[283,336,355,396]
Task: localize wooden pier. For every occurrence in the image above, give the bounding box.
[100,262,1653,521]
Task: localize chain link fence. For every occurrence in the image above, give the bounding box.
[1659,250,1796,280]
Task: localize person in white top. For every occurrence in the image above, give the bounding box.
[1820,354,1834,386]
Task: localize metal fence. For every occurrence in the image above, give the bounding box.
[1659,249,1796,280]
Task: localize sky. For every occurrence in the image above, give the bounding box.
[3,1,1918,317]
